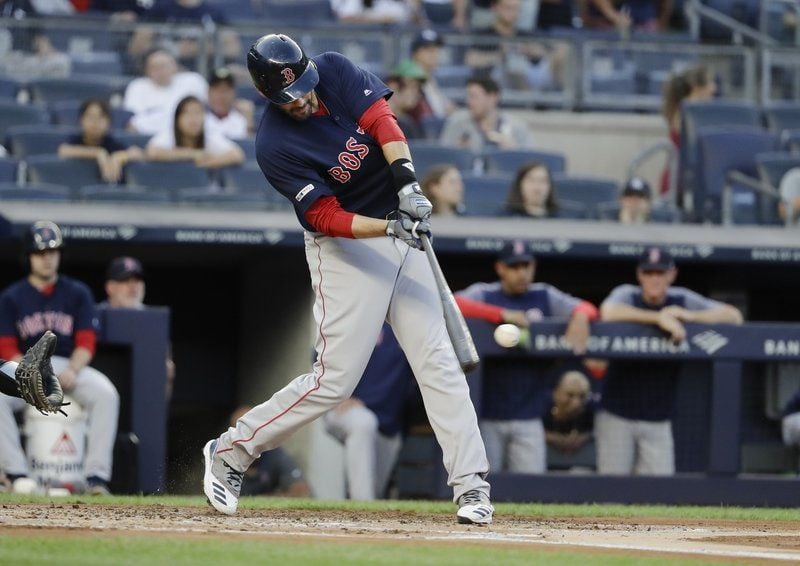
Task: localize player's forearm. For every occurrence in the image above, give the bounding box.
[381,140,411,165]
[68,347,93,373]
[691,305,744,325]
[351,215,390,238]
[600,303,660,325]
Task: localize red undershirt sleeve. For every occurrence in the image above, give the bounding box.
[454,296,505,325]
[572,301,599,321]
[0,336,21,360]
[304,196,357,238]
[74,329,97,357]
[358,98,407,146]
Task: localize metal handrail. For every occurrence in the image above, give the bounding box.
[685,0,778,46]
[722,170,781,226]
[626,140,679,207]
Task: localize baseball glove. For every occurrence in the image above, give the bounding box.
[15,331,68,416]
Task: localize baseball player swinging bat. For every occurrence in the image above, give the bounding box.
[419,233,480,373]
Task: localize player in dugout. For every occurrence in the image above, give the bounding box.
[202,33,494,525]
[597,246,743,475]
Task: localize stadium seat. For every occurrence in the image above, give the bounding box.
[783,129,800,153]
[0,78,19,100]
[70,52,123,76]
[597,202,683,223]
[26,155,103,192]
[696,127,778,224]
[113,131,151,149]
[206,0,261,21]
[554,199,589,219]
[0,101,49,139]
[420,116,446,140]
[0,182,70,202]
[433,65,473,89]
[0,158,18,183]
[263,1,334,24]
[551,174,618,218]
[764,104,800,134]
[221,166,290,209]
[680,100,763,208]
[756,152,800,189]
[460,174,511,216]
[125,161,211,191]
[176,187,270,209]
[482,149,567,175]
[7,126,76,158]
[422,0,454,24]
[78,185,172,204]
[408,141,475,178]
[51,101,134,130]
[27,77,119,105]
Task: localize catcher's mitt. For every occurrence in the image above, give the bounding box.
[15,331,68,416]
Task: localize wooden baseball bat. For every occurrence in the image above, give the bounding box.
[419,233,480,373]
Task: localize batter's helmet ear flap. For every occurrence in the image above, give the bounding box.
[247,33,319,104]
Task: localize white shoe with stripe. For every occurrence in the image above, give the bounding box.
[202,439,243,515]
[456,489,494,525]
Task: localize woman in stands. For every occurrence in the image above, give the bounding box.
[145,96,245,169]
[421,164,465,216]
[503,161,559,218]
[58,98,143,183]
[660,65,716,194]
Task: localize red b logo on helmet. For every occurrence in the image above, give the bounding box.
[281,67,295,85]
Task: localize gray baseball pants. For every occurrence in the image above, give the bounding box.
[215,233,490,502]
[595,410,675,475]
[0,356,119,481]
[481,418,546,473]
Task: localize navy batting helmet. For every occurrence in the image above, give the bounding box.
[247,34,319,104]
[24,220,64,254]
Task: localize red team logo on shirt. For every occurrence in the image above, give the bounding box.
[281,68,295,85]
[328,136,370,183]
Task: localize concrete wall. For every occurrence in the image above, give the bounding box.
[517,110,669,187]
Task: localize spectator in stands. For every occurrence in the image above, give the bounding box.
[420,0,468,29]
[409,29,454,120]
[598,247,743,476]
[778,167,800,224]
[421,164,465,216]
[100,256,175,399]
[385,63,427,140]
[466,0,567,91]
[58,99,144,184]
[323,324,415,500]
[0,30,70,81]
[230,405,312,497]
[146,95,245,168]
[330,0,418,24]
[544,370,595,457]
[456,241,598,473]
[618,177,652,224]
[582,0,671,32]
[660,65,716,194]
[441,76,533,152]
[205,68,250,140]
[124,48,208,135]
[503,161,558,218]
[0,221,119,495]
[144,0,227,24]
[91,0,152,22]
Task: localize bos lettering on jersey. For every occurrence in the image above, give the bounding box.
[255,52,396,232]
[17,311,73,340]
[328,136,370,184]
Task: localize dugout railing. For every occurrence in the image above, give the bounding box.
[441,320,800,507]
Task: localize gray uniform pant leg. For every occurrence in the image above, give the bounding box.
[387,243,490,503]
[480,419,545,473]
[323,403,401,500]
[52,356,120,481]
[783,413,800,446]
[217,235,397,472]
[595,410,637,475]
[0,394,27,476]
[634,419,674,476]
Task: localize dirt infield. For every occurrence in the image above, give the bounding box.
[2,504,800,563]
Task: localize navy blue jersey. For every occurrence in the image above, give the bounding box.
[0,276,99,357]
[255,52,396,231]
[458,282,581,420]
[352,323,415,436]
[600,285,720,422]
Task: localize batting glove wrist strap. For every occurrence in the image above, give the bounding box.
[389,158,418,191]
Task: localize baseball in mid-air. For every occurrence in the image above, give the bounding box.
[494,324,521,348]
